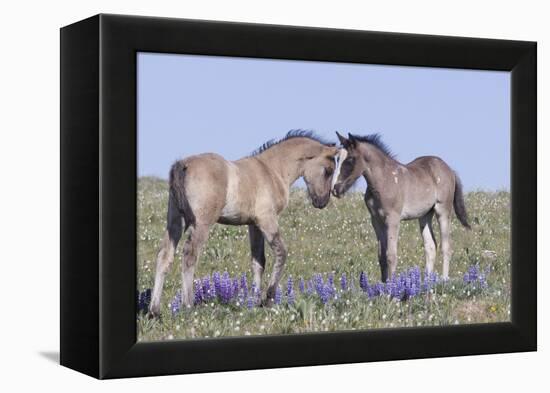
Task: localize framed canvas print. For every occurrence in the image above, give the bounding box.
[60,14,536,379]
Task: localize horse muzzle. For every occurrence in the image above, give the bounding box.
[312,193,330,209]
[332,183,345,198]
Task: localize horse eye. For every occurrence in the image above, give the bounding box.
[344,158,355,167]
[325,167,334,177]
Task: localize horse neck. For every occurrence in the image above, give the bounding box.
[256,140,318,186]
[362,147,399,189]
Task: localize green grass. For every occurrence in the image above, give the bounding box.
[137,177,511,341]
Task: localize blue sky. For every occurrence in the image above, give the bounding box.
[138,53,510,191]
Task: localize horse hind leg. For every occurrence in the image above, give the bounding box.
[181,222,211,308]
[149,194,184,317]
[419,210,437,275]
[435,203,452,280]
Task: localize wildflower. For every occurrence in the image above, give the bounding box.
[313,273,324,294]
[194,280,203,305]
[232,277,240,299]
[202,276,213,300]
[327,273,335,294]
[306,279,315,295]
[247,283,258,309]
[213,271,222,297]
[340,272,348,291]
[138,288,152,312]
[299,277,305,293]
[463,264,489,290]
[286,276,295,305]
[246,294,255,309]
[219,271,230,303]
[463,265,479,284]
[359,271,368,292]
[424,270,439,291]
[274,285,282,305]
[170,290,182,316]
[240,273,248,299]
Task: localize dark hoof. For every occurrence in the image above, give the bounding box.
[262,297,274,308]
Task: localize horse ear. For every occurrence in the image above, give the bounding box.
[347,133,357,148]
[335,131,351,148]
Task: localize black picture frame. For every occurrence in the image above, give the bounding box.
[60,14,536,379]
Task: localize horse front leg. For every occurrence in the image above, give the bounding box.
[370,215,388,283]
[249,224,266,291]
[257,219,287,306]
[181,223,210,308]
[385,216,401,280]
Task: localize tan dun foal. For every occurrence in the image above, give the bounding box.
[149,130,342,316]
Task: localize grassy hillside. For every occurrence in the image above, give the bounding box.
[137,177,510,341]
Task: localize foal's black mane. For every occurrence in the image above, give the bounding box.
[351,133,396,159]
[251,129,335,156]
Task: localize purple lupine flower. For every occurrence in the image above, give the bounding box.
[340,273,348,291]
[194,280,203,305]
[406,272,414,295]
[311,274,329,304]
[313,273,324,295]
[319,285,330,304]
[246,294,255,309]
[401,270,419,299]
[286,276,293,295]
[365,283,375,298]
[202,276,214,300]
[409,282,418,297]
[246,283,260,309]
[424,270,439,291]
[219,271,232,303]
[288,290,295,305]
[464,265,479,284]
[463,264,489,289]
[232,277,240,301]
[371,282,384,297]
[388,276,401,299]
[170,290,182,315]
[139,288,152,311]
[327,273,334,288]
[274,286,282,305]
[299,277,305,293]
[240,273,248,299]
[411,266,421,290]
[213,271,222,298]
[306,279,314,295]
[286,276,295,305]
[359,271,368,292]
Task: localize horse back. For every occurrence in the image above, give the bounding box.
[406,156,456,201]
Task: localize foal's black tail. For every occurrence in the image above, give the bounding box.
[453,172,471,230]
[169,160,189,216]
